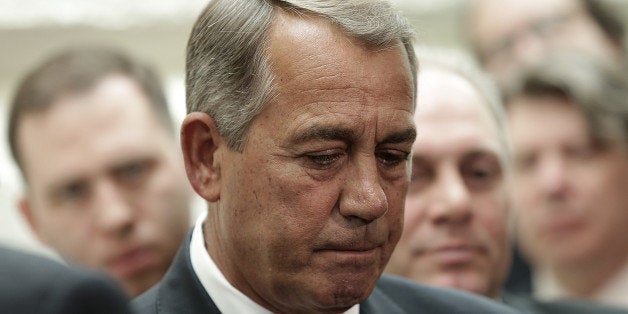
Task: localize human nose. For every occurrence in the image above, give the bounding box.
[93,179,135,236]
[428,167,472,225]
[537,153,568,198]
[339,158,388,222]
[512,31,546,69]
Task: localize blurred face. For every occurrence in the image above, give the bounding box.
[508,96,628,271]
[18,75,191,297]
[386,68,510,299]
[201,13,415,313]
[471,0,621,87]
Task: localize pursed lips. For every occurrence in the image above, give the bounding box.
[540,215,585,238]
[314,241,386,264]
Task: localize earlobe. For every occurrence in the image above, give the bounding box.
[19,198,45,243]
[180,112,223,202]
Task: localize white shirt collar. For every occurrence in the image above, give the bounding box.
[534,262,628,308]
[190,212,272,314]
[190,211,360,314]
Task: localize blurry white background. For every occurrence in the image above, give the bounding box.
[0,0,626,255]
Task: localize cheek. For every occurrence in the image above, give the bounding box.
[400,196,427,240]
[277,184,342,251]
[584,169,628,228]
[476,196,510,261]
[40,211,93,258]
[477,190,509,233]
[233,159,341,248]
[386,177,410,211]
[512,176,536,203]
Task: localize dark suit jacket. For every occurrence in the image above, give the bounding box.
[133,231,519,313]
[503,292,628,314]
[0,246,131,314]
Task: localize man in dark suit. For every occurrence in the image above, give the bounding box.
[133,0,517,313]
[0,246,131,314]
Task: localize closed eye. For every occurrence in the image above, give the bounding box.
[303,151,345,170]
[461,153,503,191]
[59,181,89,203]
[113,159,154,187]
[377,150,410,168]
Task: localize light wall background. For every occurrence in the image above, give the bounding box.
[0,0,626,256]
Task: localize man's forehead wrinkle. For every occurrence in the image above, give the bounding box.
[281,60,346,87]
[292,125,357,145]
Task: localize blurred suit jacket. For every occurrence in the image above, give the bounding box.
[0,246,131,314]
[503,292,628,314]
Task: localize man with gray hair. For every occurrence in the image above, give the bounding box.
[133,0,517,313]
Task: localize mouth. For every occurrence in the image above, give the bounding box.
[542,217,585,237]
[416,243,484,267]
[314,243,384,265]
[106,246,157,279]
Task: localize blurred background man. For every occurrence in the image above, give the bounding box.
[467,0,625,90]
[465,0,627,298]
[7,47,193,297]
[503,53,628,308]
[386,50,511,300]
[386,48,628,313]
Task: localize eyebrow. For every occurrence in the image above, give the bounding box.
[382,128,416,144]
[291,125,417,145]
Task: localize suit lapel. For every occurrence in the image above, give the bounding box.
[156,232,222,314]
[359,285,405,314]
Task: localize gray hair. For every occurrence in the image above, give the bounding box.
[186,0,417,151]
[503,52,628,149]
[415,47,510,163]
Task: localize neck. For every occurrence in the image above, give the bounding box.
[551,252,628,297]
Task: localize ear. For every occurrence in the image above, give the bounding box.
[19,198,45,243]
[180,112,224,202]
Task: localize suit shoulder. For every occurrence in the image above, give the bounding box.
[52,270,132,314]
[0,246,131,314]
[372,275,519,313]
[503,293,628,314]
[133,284,159,313]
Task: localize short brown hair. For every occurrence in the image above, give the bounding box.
[503,52,628,149]
[8,47,173,172]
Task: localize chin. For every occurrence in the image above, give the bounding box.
[432,273,490,297]
[314,291,366,313]
[311,278,374,311]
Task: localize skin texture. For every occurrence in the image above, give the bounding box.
[18,75,192,297]
[469,0,622,88]
[181,12,416,314]
[508,95,628,296]
[386,68,511,299]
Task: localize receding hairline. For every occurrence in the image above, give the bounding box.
[266,9,414,85]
